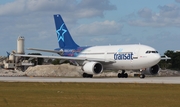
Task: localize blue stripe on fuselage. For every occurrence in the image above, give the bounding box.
[54,46,90,57]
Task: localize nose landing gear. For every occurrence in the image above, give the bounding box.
[139,74,145,79]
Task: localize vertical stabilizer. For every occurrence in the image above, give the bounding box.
[54,14,79,49]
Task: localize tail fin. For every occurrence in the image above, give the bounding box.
[54,14,79,49]
[6,51,10,57]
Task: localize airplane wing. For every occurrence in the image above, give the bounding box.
[14,54,116,63]
[28,48,61,54]
[161,55,171,60]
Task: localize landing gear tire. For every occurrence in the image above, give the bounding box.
[139,74,145,79]
[118,70,128,78]
[124,73,128,78]
[118,73,122,78]
[82,73,93,78]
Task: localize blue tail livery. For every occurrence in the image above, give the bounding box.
[54,14,79,49]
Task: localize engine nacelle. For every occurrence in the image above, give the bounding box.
[58,49,64,55]
[82,62,103,74]
[143,64,160,75]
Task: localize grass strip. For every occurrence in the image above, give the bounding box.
[0,82,179,107]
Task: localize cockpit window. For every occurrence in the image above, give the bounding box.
[146,51,158,54]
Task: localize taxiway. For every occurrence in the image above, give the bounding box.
[0,77,180,84]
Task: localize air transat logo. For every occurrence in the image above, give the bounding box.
[56,23,67,42]
[114,49,133,60]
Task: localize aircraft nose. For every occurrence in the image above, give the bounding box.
[145,53,161,67]
[154,53,161,63]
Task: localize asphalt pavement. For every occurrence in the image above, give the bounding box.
[0,76,180,84]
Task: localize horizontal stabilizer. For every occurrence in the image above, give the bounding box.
[28,48,61,54]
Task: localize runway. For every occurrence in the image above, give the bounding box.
[0,76,180,84]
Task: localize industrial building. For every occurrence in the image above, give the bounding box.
[2,36,41,71]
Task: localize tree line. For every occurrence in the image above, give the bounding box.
[159,50,180,70]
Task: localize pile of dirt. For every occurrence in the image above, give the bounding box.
[0,68,26,76]
[158,69,180,76]
[24,64,124,77]
[0,64,180,77]
[25,64,83,77]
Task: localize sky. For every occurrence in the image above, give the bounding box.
[0,0,180,56]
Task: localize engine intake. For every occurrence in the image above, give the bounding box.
[82,62,103,74]
[143,64,159,75]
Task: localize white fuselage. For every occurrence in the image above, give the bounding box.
[77,44,161,70]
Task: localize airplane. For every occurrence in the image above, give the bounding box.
[15,14,161,78]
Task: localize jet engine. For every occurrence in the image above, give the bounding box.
[143,64,160,75]
[82,62,103,74]
[58,49,64,55]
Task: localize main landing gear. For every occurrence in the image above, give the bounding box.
[82,73,93,78]
[118,70,128,78]
[117,70,146,79]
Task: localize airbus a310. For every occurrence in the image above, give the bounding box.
[15,14,161,78]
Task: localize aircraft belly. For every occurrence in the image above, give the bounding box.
[109,60,147,70]
[105,60,134,70]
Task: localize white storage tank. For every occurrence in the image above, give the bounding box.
[9,54,15,61]
[17,36,25,54]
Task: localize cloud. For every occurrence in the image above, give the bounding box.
[0,0,117,36]
[0,0,117,55]
[0,0,25,16]
[0,0,116,18]
[72,20,123,36]
[175,0,180,3]
[138,8,152,18]
[158,4,180,18]
[128,4,180,27]
[77,0,116,18]
[0,0,117,35]
[0,0,74,16]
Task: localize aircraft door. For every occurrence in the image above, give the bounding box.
[131,47,140,68]
[133,48,140,59]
